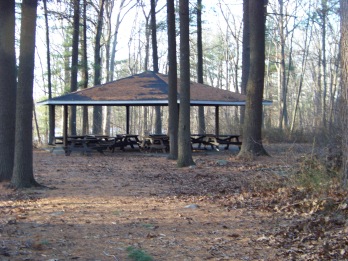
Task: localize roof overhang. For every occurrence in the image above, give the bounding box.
[38,99,254,106]
[37,71,273,107]
[38,99,273,106]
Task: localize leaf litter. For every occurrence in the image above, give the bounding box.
[0,143,347,260]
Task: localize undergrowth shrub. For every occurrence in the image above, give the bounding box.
[290,153,342,194]
[126,246,154,261]
[262,128,314,143]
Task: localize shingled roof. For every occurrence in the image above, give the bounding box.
[39,71,271,106]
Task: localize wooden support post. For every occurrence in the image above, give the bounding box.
[63,105,68,147]
[48,105,55,145]
[126,105,130,134]
[215,105,219,136]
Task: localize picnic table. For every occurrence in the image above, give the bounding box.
[191,134,242,150]
[110,134,141,152]
[190,134,219,150]
[141,134,169,153]
[61,135,111,156]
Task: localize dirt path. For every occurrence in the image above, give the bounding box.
[0,144,347,260]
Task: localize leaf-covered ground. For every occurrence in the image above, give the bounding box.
[0,143,347,260]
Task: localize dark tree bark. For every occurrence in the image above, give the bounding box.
[82,0,89,134]
[340,0,348,185]
[197,0,205,134]
[11,0,40,188]
[167,0,179,160]
[238,0,269,158]
[177,0,194,167]
[70,0,80,136]
[43,0,55,145]
[151,0,159,73]
[0,0,16,181]
[93,0,105,134]
[240,0,250,127]
[151,0,162,134]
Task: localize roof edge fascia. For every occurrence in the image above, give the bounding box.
[37,100,272,106]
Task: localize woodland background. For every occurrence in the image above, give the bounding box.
[32,0,341,144]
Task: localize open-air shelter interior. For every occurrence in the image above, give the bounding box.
[39,71,272,146]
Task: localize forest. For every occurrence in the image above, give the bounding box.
[32,0,340,139]
[1,0,348,260]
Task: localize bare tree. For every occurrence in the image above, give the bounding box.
[167,0,178,160]
[11,0,40,188]
[43,0,55,145]
[238,0,269,158]
[0,0,16,181]
[177,0,194,167]
[290,13,313,134]
[340,0,348,185]
[240,0,250,128]
[69,0,80,136]
[81,0,89,134]
[151,0,162,134]
[92,0,105,134]
[197,0,206,134]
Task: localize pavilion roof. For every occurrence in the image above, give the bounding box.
[39,71,272,106]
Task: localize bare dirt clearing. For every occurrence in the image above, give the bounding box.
[0,144,347,260]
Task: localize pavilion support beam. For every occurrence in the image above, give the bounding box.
[48,105,55,145]
[215,105,219,135]
[126,105,130,134]
[63,105,68,147]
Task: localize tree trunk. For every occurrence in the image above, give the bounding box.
[197,0,206,134]
[238,0,269,158]
[82,0,89,134]
[340,0,348,185]
[43,0,55,145]
[142,5,151,133]
[93,0,105,135]
[69,0,80,136]
[290,17,312,134]
[11,0,40,188]
[321,0,328,128]
[177,0,194,167]
[0,0,16,181]
[151,0,162,134]
[278,0,288,129]
[103,1,114,135]
[240,0,250,128]
[167,0,179,160]
[142,6,151,71]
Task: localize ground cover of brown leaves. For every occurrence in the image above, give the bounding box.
[0,143,348,261]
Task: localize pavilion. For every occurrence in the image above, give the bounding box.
[39,71,272,145]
